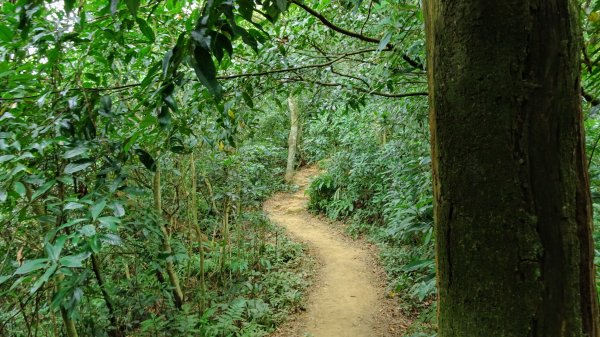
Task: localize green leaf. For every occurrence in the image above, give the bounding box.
[123,132,140,154]
[0,275,11,285]
[140,61,160,88]
[98,216,120,230]
[163,94,178,112]
[64,202,84,210]
[32,180,55,200]
[242,92,254,109]
[64,0,76,13]
[232,26,258,53]
[275,0,288,12]
[214,33,233,63]
[238,0,254,20]
[125,0,140,17]
[158,105,171,129]
[79,224,96,236]
[112,202,125,217]
[191,43,222,100]
[101,233,123,246]
[89,236,101,253]
[63,146,88,159]
[30,263,57,294]
[162,49,173,79]
[59,252,90,268]
[99,95,112,115]
[84,72,100,83]
[136,149,156,172]
[377,32,392,52]
[64,162,92,174]
[15,258,48,275]
[13,181,26,197]
[136,18,155,42]
[0,24,14,42]
[91,199,107,220]
[0,154,15,163]
[45,236,67,261]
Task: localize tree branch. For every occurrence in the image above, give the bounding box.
[290,0,424,70]
[330,67,371,87]
[286,77,428,98]
[0,83,142,101]
[217,48,383,80]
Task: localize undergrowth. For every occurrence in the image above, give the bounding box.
[304,98,437,336]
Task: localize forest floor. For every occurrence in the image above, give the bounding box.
[264,166,409,337]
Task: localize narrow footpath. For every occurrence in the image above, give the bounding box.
[264,167,407,337]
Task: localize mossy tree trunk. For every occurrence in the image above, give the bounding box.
[423,0,600,336]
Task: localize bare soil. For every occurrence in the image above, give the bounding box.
[265,166,409,337]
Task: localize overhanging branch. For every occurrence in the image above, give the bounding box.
[217,48,383,80]
[286,77,428,98]
[290,0,424,70]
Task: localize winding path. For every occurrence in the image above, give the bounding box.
[264,167,405,337]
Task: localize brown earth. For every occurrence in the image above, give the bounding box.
[265,166,409,337]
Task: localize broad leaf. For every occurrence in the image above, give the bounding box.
[136,18,155,42]
[0,24,14,42]
[136,149,156,172]
[275,0,288,12]
[98,216,120,230]
[91,199,107,220]
[64,162,92,174]
[59,253,90,268]
[30,263,57,294]
[62,146,88,159]
[191,43,222,100]
[15,258,48,275]
[13,181,26,197]
[125,0,140,17]
[31,180,55,200]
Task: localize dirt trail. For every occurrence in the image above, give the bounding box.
[265,167,406,337]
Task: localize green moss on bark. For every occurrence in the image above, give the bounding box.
[423,0,600,336]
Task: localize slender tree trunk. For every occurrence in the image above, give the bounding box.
[204,176,218,215]
[153,168,184,309]
[60,308,78,337]
[285,95,300,182]
[189,153,206,311]
[423,1,600,336]
[91,254,123,337]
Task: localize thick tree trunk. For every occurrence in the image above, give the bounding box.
[423,1,600,336]
[285,95,299,182]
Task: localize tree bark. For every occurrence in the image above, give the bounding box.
[285,95,300,182]
[423,0,600,336]
[60,307,78,337]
